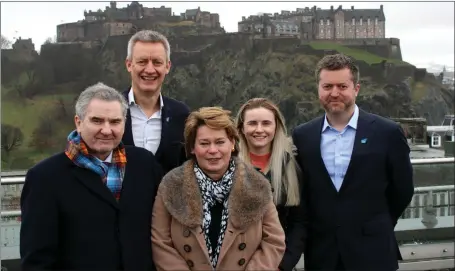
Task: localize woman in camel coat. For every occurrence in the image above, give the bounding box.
[151,107,286,271]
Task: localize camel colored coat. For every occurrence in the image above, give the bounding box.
[151,157,286,271]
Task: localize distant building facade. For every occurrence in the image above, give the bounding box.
[1,37,38,62]
[238,5,385,40]
[57,1,221,42]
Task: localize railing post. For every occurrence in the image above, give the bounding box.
[421,190,438,228]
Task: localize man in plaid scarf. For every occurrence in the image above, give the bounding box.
[20,82,163,271]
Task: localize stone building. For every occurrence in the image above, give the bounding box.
[84,1,171,21]
[57,1,221,42]
[238,5,386,40]
[181,7,221,28]
[57,21,134,42]
[2,37,38,62]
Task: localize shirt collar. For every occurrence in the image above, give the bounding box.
[322,104,359,132]
[127,88,164,109]
[95,151,113,163]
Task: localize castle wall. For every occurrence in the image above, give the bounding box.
[253,37,301,53]
[84,22,105,40]
[40,42,99,84]
[104,22,133,36]
[311,38,402,60]
[57,23,84,42]
[414,68,427,81]
[199,12,212,28]
[169,32,253,52]
[385,64,416,83]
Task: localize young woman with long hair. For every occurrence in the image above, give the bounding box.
[235,98,306,271]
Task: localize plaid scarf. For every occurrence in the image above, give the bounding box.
[65,130,127,201]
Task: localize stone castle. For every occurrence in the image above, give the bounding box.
[238,5,385,40]
[57,1,221,42]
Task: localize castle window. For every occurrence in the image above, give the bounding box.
[360,18,363,25]
[320,19,323,25]
[352,18,355,25]
[367,18,370,25]
[375,17,378,25]
[326,19,330,25]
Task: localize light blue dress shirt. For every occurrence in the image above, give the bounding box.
[320,105,359,191]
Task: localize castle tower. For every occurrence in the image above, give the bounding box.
[300,19,314,43]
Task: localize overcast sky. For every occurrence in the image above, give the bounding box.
[1,1,453,71]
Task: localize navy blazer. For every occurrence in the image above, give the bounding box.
[292,109,414,271]
[121,89,190,174]
[20,145,163,271]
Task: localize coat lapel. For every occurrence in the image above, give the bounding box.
[155,102,170,158]
[339,110,375,192]
[122,89,134,146]
[71,167,119,210]
[216,224,245,267]
[190,227,212,265]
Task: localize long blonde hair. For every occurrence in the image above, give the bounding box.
[235,98,301,206]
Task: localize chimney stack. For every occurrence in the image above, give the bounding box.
[339,5,342,10]
[380,4,383,10]
[330,5,333,11]
[351,6,354,10]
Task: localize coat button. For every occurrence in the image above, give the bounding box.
[238,243,246,250]
[187,260,194,267]
[183,228,190,237]
[184,244,192,252]
[238,258,245,266]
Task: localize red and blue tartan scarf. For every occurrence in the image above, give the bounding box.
[65,130,127,201]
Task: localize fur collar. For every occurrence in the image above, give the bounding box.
[159,156,272,230]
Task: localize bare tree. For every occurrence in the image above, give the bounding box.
[43,35,57,44]
[1,124,24,156]
[1,34,12,49]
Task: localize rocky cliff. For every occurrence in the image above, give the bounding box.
[98,34,453,128]
[1,32,454,170]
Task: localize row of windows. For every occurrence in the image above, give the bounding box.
[320,28,383,38]
[321,17,379,26]
[320,28,383,33]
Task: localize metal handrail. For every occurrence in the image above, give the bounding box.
[1,176,26,185]
[411,157,454,165]
[415,185,455,192]
[1,157,453,185]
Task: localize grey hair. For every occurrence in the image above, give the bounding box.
[75,82,128,120]
[126,30,171,62]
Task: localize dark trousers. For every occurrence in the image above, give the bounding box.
[335,255,345,271]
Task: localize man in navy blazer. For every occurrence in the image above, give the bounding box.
[20,82,162,270]
[292,54,414,271]
[122,30,190,174]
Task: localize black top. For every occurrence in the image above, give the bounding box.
[209,201,224,253]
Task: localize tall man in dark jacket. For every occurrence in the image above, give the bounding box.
[20,82,163,271]
[122,30,190,174]
[292,54,414,271]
